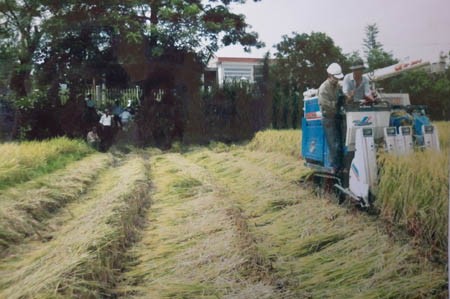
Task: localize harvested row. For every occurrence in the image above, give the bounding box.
[0,137,93,190]
[0,153,113,254]
[0,154,151,299]
[118,153,281,298]
[186,147,447,298]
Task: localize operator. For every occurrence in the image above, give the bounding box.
[318,62,344,169]
[342,59,375,104]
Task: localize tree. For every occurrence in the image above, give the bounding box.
[0,45,15,93]
[271,32,347,128]
[2,0,265,141]
[117,0,264,64]
[346,50,363,66]
[363,23,397,71]
[363,24,382,56]
[380,69,450,120]
[0,0,47,97]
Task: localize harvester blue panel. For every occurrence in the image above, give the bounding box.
[412,114,431,135]
[302,118,325,162]
[301,96,332,169]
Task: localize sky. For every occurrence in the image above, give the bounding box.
[216,0,450,63]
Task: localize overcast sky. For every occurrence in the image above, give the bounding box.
[216,0,450,63]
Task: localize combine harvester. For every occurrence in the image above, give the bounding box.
[301,59,441,207]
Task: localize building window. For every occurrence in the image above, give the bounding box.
[223,66,252,82]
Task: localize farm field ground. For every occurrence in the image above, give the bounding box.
[0,126,448,298]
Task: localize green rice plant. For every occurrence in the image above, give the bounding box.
[0,137,93,190]
[376,149,449,261]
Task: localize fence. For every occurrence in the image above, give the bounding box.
[84,85,142,108]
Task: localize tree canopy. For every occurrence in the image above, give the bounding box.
[270,32,348,128]
[0,0,265,141]
[1,0,265,100]
[363,23,397,71]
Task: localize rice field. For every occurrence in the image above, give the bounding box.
[376,121,450,262]
[0,137,93,190]
[0,153,113,253]
[0,126,447,298]
[0,154,151,298]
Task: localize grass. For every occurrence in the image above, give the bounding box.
[0,137,93,190]
[0,154,151,299]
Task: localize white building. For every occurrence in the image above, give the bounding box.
[205,56,264,87]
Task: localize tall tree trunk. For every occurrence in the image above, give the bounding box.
[149,0,160,48]
[10,59,31,139]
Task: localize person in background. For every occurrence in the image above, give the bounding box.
[120,108,133,131]
[99,109,113,150]
[112,100,124,129]
[318,62,344,170]
[83,93,99,125]
[342,59,375,104]
[86,126,100,150]
[85,93,95,109]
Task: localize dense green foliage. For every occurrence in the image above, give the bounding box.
[380,68,450,120]
[270,32,348,128]
[200,81,270,142]
[1,0,264,141]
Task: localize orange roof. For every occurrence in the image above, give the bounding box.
[217,57,263,63]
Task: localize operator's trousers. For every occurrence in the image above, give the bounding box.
[322,116,342,169]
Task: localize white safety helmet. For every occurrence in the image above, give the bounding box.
[326,63,344,79]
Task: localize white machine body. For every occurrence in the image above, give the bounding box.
[384,126,413,155]
[345,109,391,151]
[349,128,378,207]
[423,125,440,151]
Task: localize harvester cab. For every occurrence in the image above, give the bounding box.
[301,59,440,207]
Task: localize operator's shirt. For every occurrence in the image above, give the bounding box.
[342,73,371,101]
[318,78,340,117]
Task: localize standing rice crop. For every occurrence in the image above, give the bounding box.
[246,129,302,158]
[0,137,93,189]
[435,121,450,151]
[376,121,449,261]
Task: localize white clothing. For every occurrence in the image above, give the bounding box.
[99,114,113,126]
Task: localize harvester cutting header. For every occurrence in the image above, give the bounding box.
[301,59,440,207]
